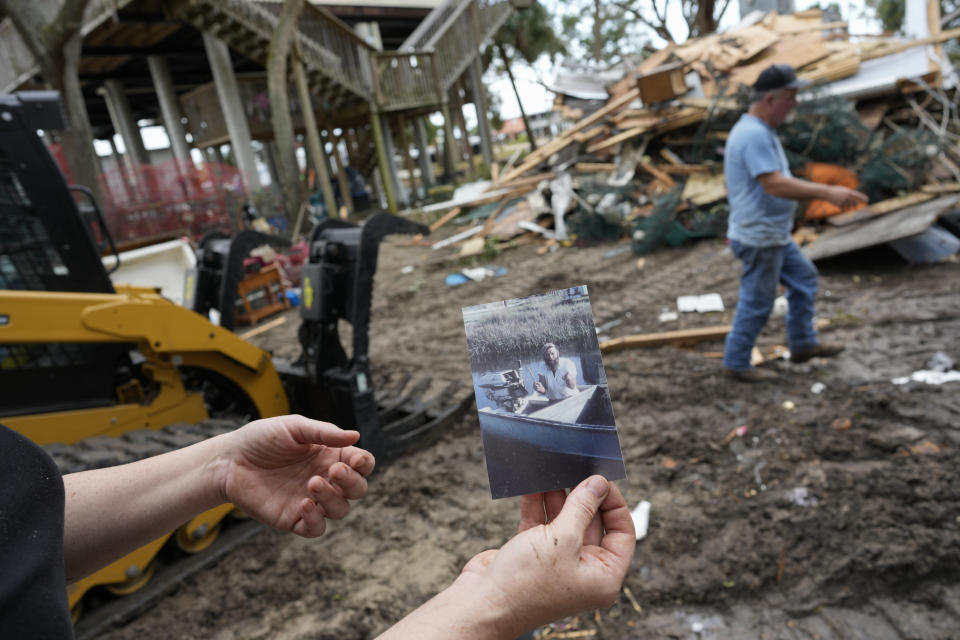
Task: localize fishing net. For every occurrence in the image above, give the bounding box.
[859,129,939,202]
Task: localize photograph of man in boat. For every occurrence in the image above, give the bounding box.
[462,286,626,499]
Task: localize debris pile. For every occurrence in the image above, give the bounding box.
[420,7,960,264]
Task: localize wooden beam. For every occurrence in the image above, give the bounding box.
[827,192,935,226]
[428,206,463,232]
[599,325,733,353]
[491,87,641,188]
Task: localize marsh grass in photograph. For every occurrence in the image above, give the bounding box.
[463,286,598,373]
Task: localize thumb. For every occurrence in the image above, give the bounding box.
[287,416,360,447]
[553,475,609,538]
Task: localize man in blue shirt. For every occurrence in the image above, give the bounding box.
[723,64,868,381]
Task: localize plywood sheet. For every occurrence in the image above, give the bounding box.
[803,195,960,260]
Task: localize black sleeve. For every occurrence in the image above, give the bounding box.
[0,424,74,638]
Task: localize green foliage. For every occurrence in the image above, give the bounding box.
[864,0,906,33]
[558,0,645,65]
[493,3,566,65]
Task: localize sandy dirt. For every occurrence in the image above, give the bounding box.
[100,232,960,639]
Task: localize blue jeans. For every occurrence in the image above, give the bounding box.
[723,239,819,370]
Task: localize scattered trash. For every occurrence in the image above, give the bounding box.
[444,273,470,286]
[909,440,945,455]
[832,417,853,431]
[660,456,679,470]
[782,400,796,411]
[630,501,651,540]
[787,487,818,507]
[892,370,960,385]
[284,288,301,308]
[635,257,646,271]
[658,309,679,323]
[400,265,415,275]
[772,295,788,317]
[718,424,748,446]
[927,351,955,372]
[602,244,633,259]
[677,293,724,313]
[810,382,827,394]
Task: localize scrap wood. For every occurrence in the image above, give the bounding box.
[860,26,960,62]
[681,172,726,205]
[827,192,935,226]
[431,225,483,250]
[921,182,960,194]
[573,125,608,143]
[492,87,641,188]
[654,163,712,175]
[574,162,617,173]
[599,325,732,353]
[639,162,677,188]
[428,206,463,233]
[727,33,831,89]
[587,108,707,154]
[238,315,287,340]
[622,586,643,613]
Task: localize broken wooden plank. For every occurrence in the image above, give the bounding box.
[575,162,618,173]
[921,182,960,194]
[428,206,463,233]
[804,195,960,260]
[492,88,641,188]
[599,325,733,353]
[827,192,934,226]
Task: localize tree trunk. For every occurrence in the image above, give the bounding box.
[1,0,102,202]
[267,0,304,223]
[593,0,603,63]
[692,0,718,37]
[497,42,537,153]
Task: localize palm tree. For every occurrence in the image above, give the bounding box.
[488,4,565,152]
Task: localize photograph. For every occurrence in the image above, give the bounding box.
[462,286,626,499]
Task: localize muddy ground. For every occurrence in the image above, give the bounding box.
[102,231,960,639]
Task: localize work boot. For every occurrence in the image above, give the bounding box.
[724,367,779,382]
[790,342,845,364]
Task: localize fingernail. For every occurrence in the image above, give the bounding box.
[587,476,608,498]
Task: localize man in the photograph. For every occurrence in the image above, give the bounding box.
[533,342,579,401]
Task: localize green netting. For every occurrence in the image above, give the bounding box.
[859,129,939,202]
[568,211,624,243]
[780,95,871,170]
[631,186,728,255]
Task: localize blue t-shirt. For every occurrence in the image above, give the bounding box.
[724,114,797,247]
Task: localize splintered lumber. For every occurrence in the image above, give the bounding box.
[588,108,707,153]
[727,34,831,89]
[639,162,676,187]
[599,325,732,353]
[860,26,960,62]
[921,182,960,194]
[575,162,617,173]
[429,206,463,232]
[827,192,934,226]
[492,88,641,188]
